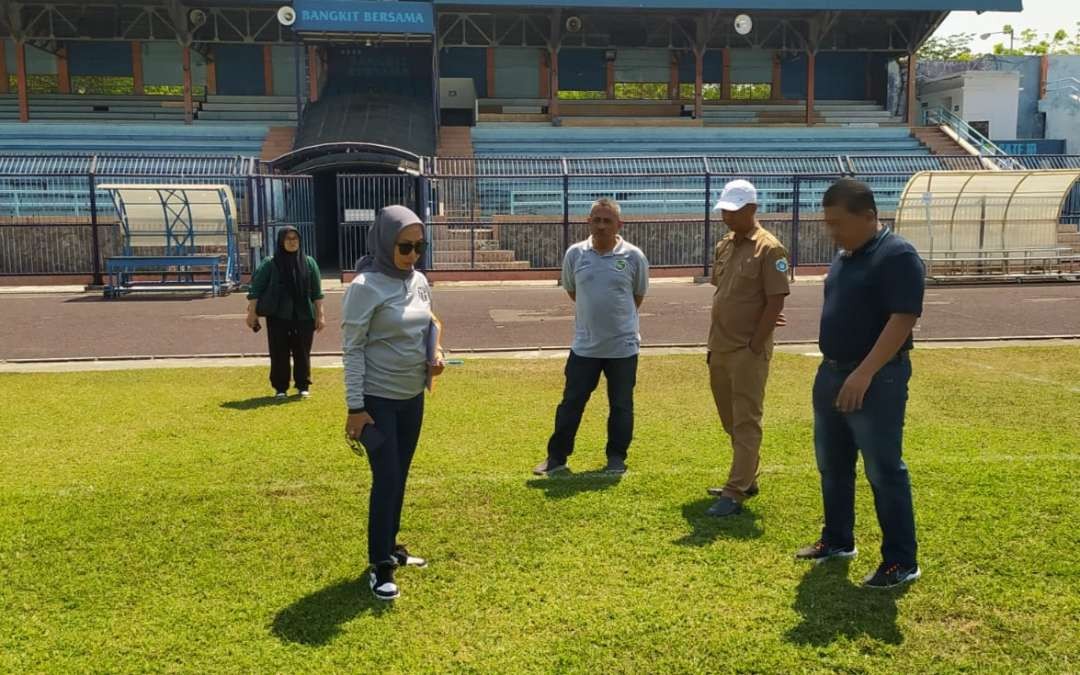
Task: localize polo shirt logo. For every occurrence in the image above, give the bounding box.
[615,259,627,272]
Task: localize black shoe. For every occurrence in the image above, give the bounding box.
[393,544,428,569]
[369,562,399,601]
[795,539,858,563]
[533,457,569,476]
[707,485,759,498]
[705,496,742,517]
[602,456,627,475]
[862,562,921,589]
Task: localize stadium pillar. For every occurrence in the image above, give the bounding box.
[206,53,217,95]
[15,40,28,122]
[693,49,703,119]
[771,51,781,100]
[605,57,615,99]
[56,47,70,94]
[132,42,145,95]
[548,48,560,119]
[805,51,816,125]
[905,53,916,125]
[182,45,193,125]
[668,52,679,101]
[1039,54,1048,100]
[263,45,274,95]
[486,47,496,98]
[308,47,319,103]
[0,40,8,94]
[721,48,731,100]
[539,49,549,99]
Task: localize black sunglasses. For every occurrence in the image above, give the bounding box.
[397,241,428,256]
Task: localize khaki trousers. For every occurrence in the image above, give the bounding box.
[708,347,771,501]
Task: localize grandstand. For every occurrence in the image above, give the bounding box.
[7,0,1077,284]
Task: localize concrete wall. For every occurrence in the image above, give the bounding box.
[1044,55,1080,154]
[918,56,1042,139]
[918,71,1020,139]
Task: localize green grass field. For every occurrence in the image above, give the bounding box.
[1,347,1078,672]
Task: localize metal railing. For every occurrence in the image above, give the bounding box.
[922,107,1024,170]
[2,152,1078,278]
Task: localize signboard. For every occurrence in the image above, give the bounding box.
[293,0,435,34]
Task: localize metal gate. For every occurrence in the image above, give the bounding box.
[255,174,316,266]
[337,173,430,272]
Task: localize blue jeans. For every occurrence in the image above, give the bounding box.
[547,351,638,464]
[364,393,424,566]
[812,356,918,567]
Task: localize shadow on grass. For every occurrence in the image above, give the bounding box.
[785,560,910,647]
[525,471,622,500]
[272,576,390,646]
[220,396,290,410]
[674,497,764,546]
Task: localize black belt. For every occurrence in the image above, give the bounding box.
[823,350,909,371]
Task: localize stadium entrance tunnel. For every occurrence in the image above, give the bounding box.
[269,142,428,275]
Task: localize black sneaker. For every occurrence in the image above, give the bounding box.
[795,540,858,563]
[602,456,627,475]
[705,496,742,517]
[707,485,759,498]
[369,562,399,601]
[862,562,921,589]
[393,544,428,569]
[533,457,569,476]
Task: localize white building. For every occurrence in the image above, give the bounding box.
[917,71,1020,140]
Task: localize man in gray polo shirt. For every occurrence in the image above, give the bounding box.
[534,197,650,477]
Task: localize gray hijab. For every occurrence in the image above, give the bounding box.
[355,205,424,281]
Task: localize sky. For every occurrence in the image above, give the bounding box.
[932,0,1079,49]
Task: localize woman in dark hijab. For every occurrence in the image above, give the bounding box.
[246,226,325,398]
[343,205,445,601]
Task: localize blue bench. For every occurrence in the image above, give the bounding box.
[104,255,229,298]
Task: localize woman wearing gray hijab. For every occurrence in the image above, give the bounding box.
[342,205,445,602]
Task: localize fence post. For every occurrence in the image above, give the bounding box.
[703,164,711,278]
[417,174,432,271]
[561,158,570,257]
[791,175,801,276]
[88,172,103,287]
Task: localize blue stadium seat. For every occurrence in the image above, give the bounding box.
[0,122,269,157]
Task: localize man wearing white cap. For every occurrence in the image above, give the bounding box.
[704,179,790,517]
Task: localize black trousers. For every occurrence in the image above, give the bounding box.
[266,317,315,393]
[547,351,638,464]
[364,393,425,566]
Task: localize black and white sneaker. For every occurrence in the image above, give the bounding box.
[602,456,627,475]
[369,563,399,601]
[795,540,858,564]
[862,562,921,589]
[533,457,569,476]
[393,544,428,569]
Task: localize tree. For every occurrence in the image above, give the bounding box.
[991,22,1080,55]
[918,33,976,60]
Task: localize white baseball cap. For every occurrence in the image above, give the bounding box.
[714,179,758,212]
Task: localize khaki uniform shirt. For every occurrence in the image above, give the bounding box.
[709,224,791,354]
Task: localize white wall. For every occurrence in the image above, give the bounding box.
[959,73,1019,139]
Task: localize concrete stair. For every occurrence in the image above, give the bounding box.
[1058,223,1080,252]
[260,126,296,160]
[430,225,532,269]
[912,126,971,156]
[437,126,474,157]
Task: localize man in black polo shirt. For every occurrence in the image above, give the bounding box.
[795,179,924,589]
